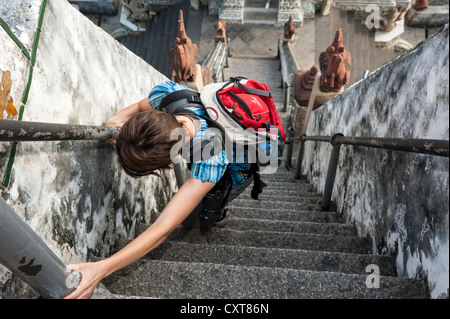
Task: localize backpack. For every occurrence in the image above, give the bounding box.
[160,77,286,174]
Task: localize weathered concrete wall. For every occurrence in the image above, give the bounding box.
[0,0,176,298]
[302,25,449,298]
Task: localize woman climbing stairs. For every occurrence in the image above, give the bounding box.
[99,48,427,299]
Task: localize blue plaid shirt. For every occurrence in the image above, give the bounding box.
[148,81,249,187]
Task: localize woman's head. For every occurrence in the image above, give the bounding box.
[115,110,184,178]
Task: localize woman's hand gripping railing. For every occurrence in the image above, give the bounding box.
[0,197,81,298]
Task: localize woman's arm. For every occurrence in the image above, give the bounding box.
[106,98,153,127]
[64,177,215,299]
[105,98,153,144]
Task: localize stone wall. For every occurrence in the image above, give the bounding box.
[0,0,176,298]
[301,25,449,298]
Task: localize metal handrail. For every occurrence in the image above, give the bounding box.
[0,197,81,298]
[278,38,304,169]
[278,39,302,111]
[202,38,229,83]
[278,39,291,113]
[0,119,119,142]
[285,41,302,72]
[295,133,450,210]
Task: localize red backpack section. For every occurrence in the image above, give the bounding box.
[216,79,286,142]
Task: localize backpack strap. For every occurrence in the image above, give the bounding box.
[236,81,271,98]
[157,87,233,161]
[227,91,255,120]
[174,106,234,163]
[160,90,202,115]
[227,77,272,98]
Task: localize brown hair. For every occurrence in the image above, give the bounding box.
[115,110,184,178]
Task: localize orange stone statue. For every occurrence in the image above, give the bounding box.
[284,15,295,41]
[294,65,320,107]
[319,28,351,92]
[168,10,199,83]
[214,19,227,43]
[415,0,428,11]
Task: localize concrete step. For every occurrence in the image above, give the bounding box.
[258,170,298,177]
[238,193,322,202]
[261,169,300,176]
[258,176,310,184]
[244,8,278,25]
[228,200,322,212]
[245,0,279,7]
[244,0,279,19]
[259,180,314,189]
[241,186,320,197]
[142,217,356,235]
[245,7,278,13]
[223,217,357,235]
[152,206,339,224]
[115,240,395,276]
[229,198,321,209]
[160,227,372,254]
[262,174,309,181]
[225,206,340,223]
[252,185,321,196]
[101,259,427,298]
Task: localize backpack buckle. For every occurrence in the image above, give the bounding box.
[188,95,202,104]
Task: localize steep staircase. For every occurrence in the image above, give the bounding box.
[99,47,428,299]
[101,170,427,298]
